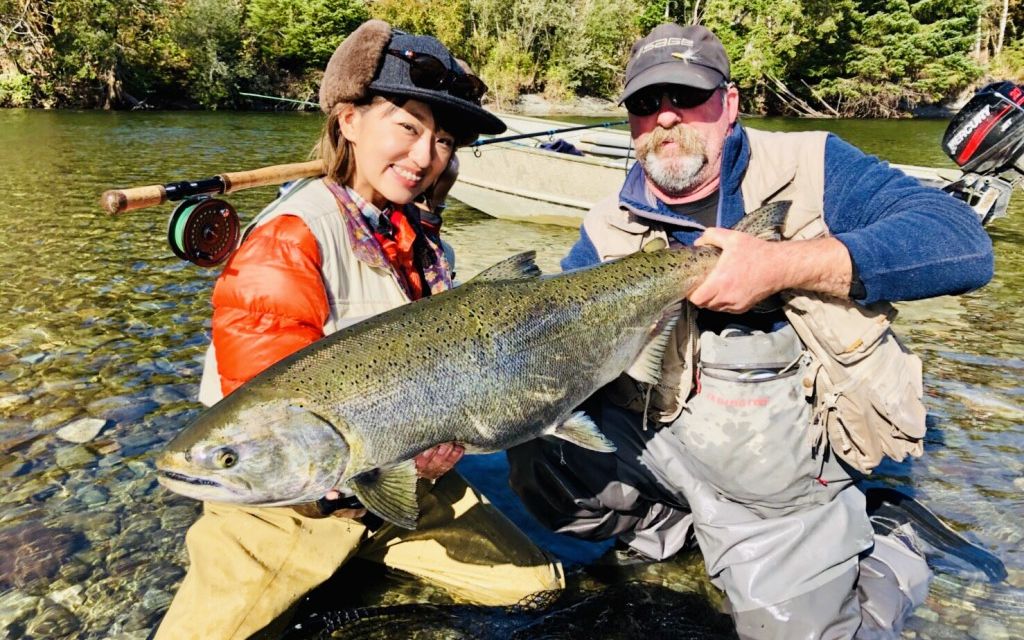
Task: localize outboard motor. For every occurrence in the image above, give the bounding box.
[942,81,1024,225]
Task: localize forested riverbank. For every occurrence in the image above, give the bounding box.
[1,0,1021,116]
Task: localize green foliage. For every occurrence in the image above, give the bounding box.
[0,70,32,107]
[815,0,982,115]
[168,0,248,108]
[547,0,641,99]
[370,0,470,54]
[246,0,369,71]
[0,0,1012,114]
[636,0,693,31]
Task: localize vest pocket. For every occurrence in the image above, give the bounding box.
[672,325,821,512]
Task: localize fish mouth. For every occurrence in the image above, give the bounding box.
[158,470,221,488]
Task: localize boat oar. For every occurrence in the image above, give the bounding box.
[469,121,627,147]
[100,160,323,215]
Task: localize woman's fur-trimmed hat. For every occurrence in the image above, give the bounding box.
[319,20,505,136]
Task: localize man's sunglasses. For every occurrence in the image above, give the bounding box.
[387,49,488,103]
[624,85,721,116]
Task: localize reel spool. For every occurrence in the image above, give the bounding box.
[167,196,240,267]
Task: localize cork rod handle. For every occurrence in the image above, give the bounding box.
[100,160,325,215]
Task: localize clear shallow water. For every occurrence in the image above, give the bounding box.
[0,110,1020,638]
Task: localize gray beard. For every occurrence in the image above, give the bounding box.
[640,151,706,196]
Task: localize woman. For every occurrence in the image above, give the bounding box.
[156,21,564,640]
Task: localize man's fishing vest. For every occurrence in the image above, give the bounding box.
[583,128,926,473]
[198,178,449,405]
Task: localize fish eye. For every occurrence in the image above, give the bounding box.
[215,447,239,469]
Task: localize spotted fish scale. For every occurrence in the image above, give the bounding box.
[157,202,790,528]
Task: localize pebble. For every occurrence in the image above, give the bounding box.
[55,445,97,469]
[140,587,173,612]
[0,432,42,454]
[87,396,160,425]
[19,352,46,365]
[78,485,110,507]
[118,433,163,457]
[48,584,85,610]
[0,590,40,629]
[160,504,200,530]
[31,408,82,431]
[0,456,32,478]
[0,394,30,411]
[915,607,940,622]
[25,600,79,638]
[971,617,1010,640]
[57,417,109,443]
[91,438,123,455]
[1013,477,1024,492]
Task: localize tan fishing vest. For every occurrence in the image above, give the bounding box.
[585,128,926,473]
[198,178,437,405]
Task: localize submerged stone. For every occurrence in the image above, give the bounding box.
[57,417,109,443]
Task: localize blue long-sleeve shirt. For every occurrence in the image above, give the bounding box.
[561,124,994,305]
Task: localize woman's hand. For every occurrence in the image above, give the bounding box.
[414,442,465,480]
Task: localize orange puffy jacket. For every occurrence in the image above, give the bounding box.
[211,215,328,396]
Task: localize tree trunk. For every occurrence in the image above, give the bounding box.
[974,12,982,58]
[101,66,121,110]
[996,0,1008,54]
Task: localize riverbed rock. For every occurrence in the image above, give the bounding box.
[971,616,1010,640]
[0,590,40,633]
[0,394,30,411]
[0,455,32,478]
[0,521,85,589]
[57,417,109,443]
[25,600,79,638]
[48,584,85,610]
[55,445,97,469]
[87,396,160,426]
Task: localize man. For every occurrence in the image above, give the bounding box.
[508,23,994,639]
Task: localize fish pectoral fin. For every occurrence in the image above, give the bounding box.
[349,460,419,530]
[550,411,615,452]
[468,251,542,282]
[625,304,682,385]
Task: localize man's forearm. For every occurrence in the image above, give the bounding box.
[774,236,853,299]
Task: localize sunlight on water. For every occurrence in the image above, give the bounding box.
[0,110,1021,638]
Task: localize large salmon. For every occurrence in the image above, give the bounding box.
[156,201,789,528]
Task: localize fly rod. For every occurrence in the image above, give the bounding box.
[240,91,626,148]
[100,160,323,215]
[469,120,627,147]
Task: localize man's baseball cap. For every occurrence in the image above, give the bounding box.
[620,23,730,103]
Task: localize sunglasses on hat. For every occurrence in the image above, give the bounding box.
[387,49,488,103]
[624,84,721,117]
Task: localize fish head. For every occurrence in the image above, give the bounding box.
[156,393,350,507]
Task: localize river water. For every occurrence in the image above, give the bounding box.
[0,109,1021,639]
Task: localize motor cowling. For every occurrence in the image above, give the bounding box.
[943,81,1024,177]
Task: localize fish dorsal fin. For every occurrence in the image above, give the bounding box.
[469,251,542,282]
[625,303,682,385]
[348,459,419,529]
[549,411,616,452]
[734,200,791,241]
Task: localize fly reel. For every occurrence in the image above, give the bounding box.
[167,196,240,267]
